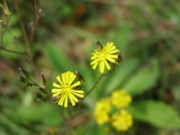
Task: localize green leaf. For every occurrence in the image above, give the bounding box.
[123,59,159,95]
[6,103,63,126]
[5,14,19,28]
[104,58,140,95]
[129,100,180,128]
[45,41,74,72]
[0,3,3,8]
[86,122,106,135]
[0,113,30,135]
[113,24,132,55]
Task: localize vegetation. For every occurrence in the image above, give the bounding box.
[0,0,180,134]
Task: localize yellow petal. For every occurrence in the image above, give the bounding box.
[69,93,78,103]
[109,49,118,54]
[72,92,84,98]
[53,82,60,88]
[64,95,68,107]
[72,90,84,93]
[56,75,64,86]
[52,89,62,93]
[99,61,105,73]
[58,94,65,106]
[92,62,98,70]
[91,59,99,65]
[68,93,76,106]
[71,81,81,88]
[68,72,76,85]
[52,92,60,97]
[104,60,111,70]
[106,57,116,63]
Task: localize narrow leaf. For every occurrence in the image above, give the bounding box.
[45,41,74,73]
[129,100,180,128]
[104,58,140,95]
[124,59,159,95]
[0,3,3,7]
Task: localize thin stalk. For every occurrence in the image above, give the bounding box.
[13,0,40,74]
[30,0,40,44]
[84,74,104,99]
[78,64,119,108]
[34,0,38,15]
[13,0,30,47]
[28,78,49,95]
[0,46,26,55]
[0,16,10,47]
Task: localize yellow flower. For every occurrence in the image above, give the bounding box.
[111,109,133,131]
[94,98,111,125]
[111,90,132,108]
[94,98,111,113]
[94,111,109,125]
[52,71,84,107]
[91,42,119,74]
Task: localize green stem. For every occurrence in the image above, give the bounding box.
[81,65,119,101]
[13,0,30,48]
[84,74,104,99]
[28,78,49,95]
[28,78,51,101]
[34,0,38,14]
[77,71,109,114]
[0,46,26,55]
[0,16,10,47]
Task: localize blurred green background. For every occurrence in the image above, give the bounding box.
[0,0,180,135]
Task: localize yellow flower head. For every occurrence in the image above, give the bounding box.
[111,90,132,108]
[91,42,119,74]
[94,111,109,125]
[52,71,84,107]
[111,109,133,131]
[94,98,111,113]
[94,98,111,125]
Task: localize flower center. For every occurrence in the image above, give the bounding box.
[62,85,72,94]
[99,50,107,61]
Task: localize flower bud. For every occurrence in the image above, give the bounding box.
[18,76,27,83]
[96,40,103,49]
[38,86,48,95]
[39,73,46,88]
[3,0,12,16]
[35,92,46,101]
[38,9,45,17]
[19,68,30,79]
[76,71,84,84]
[26,83,33,87]
[117,51,122,63]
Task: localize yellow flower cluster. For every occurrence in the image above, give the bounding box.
[94,90,133,132]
